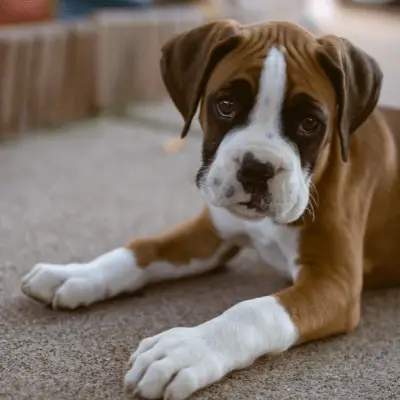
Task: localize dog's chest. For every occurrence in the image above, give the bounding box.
[245,220,300,280]
[209,206,300,280]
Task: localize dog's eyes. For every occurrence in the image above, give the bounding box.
[298,116,320,136]
[215,98,237,120]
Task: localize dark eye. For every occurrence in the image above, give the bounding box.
[216,98,236,119]
[298,117,320,135]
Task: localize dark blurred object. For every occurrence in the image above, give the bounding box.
[0,0,52,25]
[58,0,211,21]
[342,0,400,7]
[59,0,153,20]
[348,0,399,4]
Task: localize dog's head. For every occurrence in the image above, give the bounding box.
[160,20,382,223]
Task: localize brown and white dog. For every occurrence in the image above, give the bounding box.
[21,20,400,400]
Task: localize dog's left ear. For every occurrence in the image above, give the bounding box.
[317,35,383,162]
[160,19,243,138]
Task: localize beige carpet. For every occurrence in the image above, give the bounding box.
[1,113,399,400]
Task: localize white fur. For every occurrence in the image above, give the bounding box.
[209,205,301,281]
[251,47,287,129]
[21,244,233,309]
[21,248,141,309]
[200,47,310,224]
[124,296,297,400]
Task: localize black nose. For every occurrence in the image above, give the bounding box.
[236,152,275,193]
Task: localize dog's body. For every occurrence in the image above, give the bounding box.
[21,20,400,400]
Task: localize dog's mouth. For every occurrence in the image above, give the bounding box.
[223,193,274,221]
[225,204,270,221]
[199,174,276,221]
[238,192,272,213]
[223,187,301,223]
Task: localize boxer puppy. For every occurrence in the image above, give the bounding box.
[21,20,399,400]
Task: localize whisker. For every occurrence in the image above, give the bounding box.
[308,202,315,221]
[310,181,319,206]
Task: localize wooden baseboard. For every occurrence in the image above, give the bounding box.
[0,4,206,137]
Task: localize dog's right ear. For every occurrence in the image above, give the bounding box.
[160,19,243,138]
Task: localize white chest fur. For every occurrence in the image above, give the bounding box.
[209,206,301,281]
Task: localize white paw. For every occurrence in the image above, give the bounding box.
[21,263,104,309]
[124,327,228,400]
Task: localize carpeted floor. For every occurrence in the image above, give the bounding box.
[1,112,399,400]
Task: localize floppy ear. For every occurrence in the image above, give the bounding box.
[317,35,383,162]
[160,19,243,138]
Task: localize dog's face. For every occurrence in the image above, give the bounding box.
[196,44,332,223]
[161,21,382,223]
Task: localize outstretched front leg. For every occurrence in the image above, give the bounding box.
[124,229,363,400]
[21,207,239,310]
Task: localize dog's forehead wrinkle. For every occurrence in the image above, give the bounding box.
[251,47,287,127]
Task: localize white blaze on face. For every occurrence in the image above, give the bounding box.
[251,47,287,131]
[201,47,310,224]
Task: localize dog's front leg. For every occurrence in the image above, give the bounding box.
[21,207,239,309]
[125,262,362,400]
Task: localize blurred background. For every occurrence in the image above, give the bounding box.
[0,0,399,139]
[1,3,399,399]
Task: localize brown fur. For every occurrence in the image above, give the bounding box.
[127,20,399,346]
[127,207,240,267]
